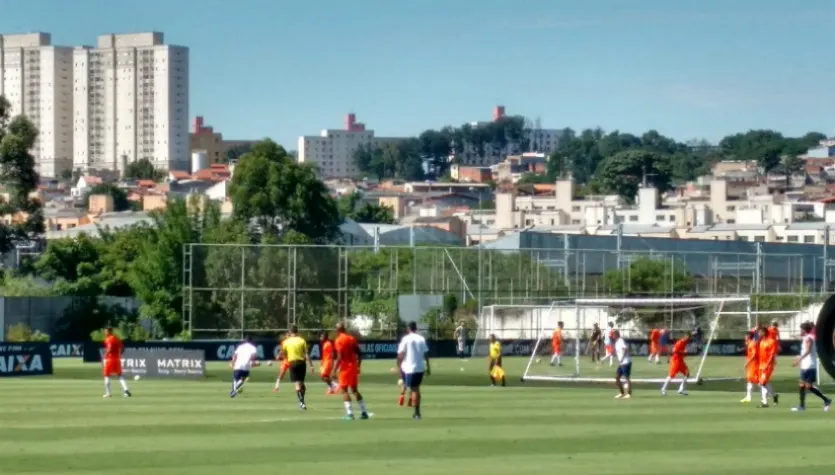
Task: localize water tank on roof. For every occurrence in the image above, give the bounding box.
[191,150,208,174]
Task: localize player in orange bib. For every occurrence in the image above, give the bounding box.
[740,330,759,403]
[273,333,291,393]
[767,321,781,353]
[332,323,370,420]
[102,328,131,399]
[648,328,662,364]
[549,321,564,366]
[757,326,779,407]
[660,332,691,396]
[319,331,338,394]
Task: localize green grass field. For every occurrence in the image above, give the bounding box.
[1,356,834,475]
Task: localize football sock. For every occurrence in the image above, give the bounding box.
[414,396,421,417]
[274,379,280,389]
[296,390,305,404]
[118,376,129,391]
[624,382,631,394]
[799,387,807,408]
[661,376,671,392]
[809,386,828,401]
[358,399,368,414]
[344,401,353,416]
[489,376,495,385]
[760,385,768,404]
[745,382,753,398]
[398,394,405,406]
[678,378,687,393]
[104,377,111,395]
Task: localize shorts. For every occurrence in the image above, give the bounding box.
[320,362,333,378]
[457,340,465,353]
[605,344,614,355]
[339,366,359,390]
[288,361,306,383]
[746,368,759,384]
[669,360,688,377]
[552,345,562,355]
[404,372,424,389]
[617,362,632,378]
[800,368,817,384]
[103,359,122,377]
[759,366,774,385]
[650,343,658,354]
[233,369,250,381]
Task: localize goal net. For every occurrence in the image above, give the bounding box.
[471,303,574,359]
[519,296,752,384]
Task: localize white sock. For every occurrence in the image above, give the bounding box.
[623,382,630,391]
[745,382,753,397]
[556,355,561,365]
[654,354,660,363]
[550,354,557,364]
[661,376,671,391]
[344,401,353,416]
[766,384,774,396]
[118,376,129,391]
[274,378,280,389]
[104,377,111,395]
[678,378,687,392]
[760,385,768,404]
[358,399,368,414]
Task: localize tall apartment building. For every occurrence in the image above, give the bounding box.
[0,33,74,178]
[298,113,403,178]
[73,32,189,174]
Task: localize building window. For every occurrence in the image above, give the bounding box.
[629,216,638,222]
[803,236,815,243]
[787,236,798,242]
[571,206,581,212]
[754,236,765,242]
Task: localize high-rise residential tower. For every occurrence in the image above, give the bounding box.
[73,32,189,174]
[0,33,74,178]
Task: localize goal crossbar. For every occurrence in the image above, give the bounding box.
[575,297,750,305]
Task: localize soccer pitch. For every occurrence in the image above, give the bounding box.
[1,357,834,475]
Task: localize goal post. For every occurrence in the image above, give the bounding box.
[520,296,752,384]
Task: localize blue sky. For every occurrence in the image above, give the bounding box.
[3,0,833,148]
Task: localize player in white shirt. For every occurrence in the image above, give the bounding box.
[453,323,468,359]
[229,335,260,398]
[601,322,615,367]
[791,321,831,412]
[613,330,632,399]
[396,321,431,420]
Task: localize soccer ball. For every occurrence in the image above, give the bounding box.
[266,361,273,367]
[535,358,541,364]
[397,378,404,386]
[133,375,141,381]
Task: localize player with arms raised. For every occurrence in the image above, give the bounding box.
[661,332,691,396]
[549,321,564,366]
[102,328,131,398]
[791,321,831,412]
[319,331,338,394]
[333,323,370,420]
[229,335,259,398]
[740,330,759,403]
[757,326,779,408]
[613,330,632,399]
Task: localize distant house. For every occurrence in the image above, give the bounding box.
[71,176,103,198]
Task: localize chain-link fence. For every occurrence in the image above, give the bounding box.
[182,244,828,338]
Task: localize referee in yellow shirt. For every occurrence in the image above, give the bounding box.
[280,325,314,410]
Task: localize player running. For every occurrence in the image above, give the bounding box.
[333,323,370,420]
[550,321,564,366]
[319,331,338,394]
[757,326,779,408]
[741,330,759,403]
[791,321,831,412]
[102,328,131,399]
[648,328,662,364]
[661,332,691,396]
[602,322,615,367]
[613,330,632,399]
[488,334,506,387]
[229,335,259,398]
[397,321,430,420]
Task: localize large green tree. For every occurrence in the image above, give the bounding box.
[124,158,165,181]
[230,139,341,242]
[597,150,671,202]
[337,192,395,224]
[0,95,44,252]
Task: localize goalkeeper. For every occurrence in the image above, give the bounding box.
[487,334,506,387]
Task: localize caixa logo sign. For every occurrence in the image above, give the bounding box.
[0,354,44,374]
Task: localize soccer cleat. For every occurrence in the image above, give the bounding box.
[678,391,688,396]
[299,403,307,411]
[791,407,805,412]
[102,394,111,399]
[661,390,667,396]
[341,414,355,421]
[824,400,832,412]
[740,396,751,403]
[123,390,132,398]
[759,403,769,408]
[413,414,421,420]
[360,412,369,420]
[623,394,632,399]
[272,388,279,393]
[229,390,237,398]
[773,394,779,405]
[614,394,624,399]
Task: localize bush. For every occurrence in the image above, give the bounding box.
[6,323,50,342]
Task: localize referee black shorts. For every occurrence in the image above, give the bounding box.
[288,360,306,383]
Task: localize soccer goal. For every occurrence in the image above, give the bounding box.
[520,296,752,384]
[471,302,575,358]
